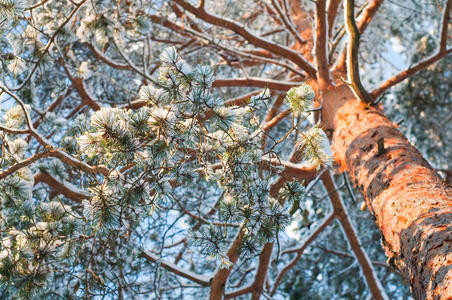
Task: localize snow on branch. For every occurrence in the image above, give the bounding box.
[371,0,451,98]
[141,251,212,286]
[172,0,317,77]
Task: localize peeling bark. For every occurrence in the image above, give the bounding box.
[328,84,452,299]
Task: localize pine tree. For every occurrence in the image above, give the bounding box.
[0,0,450,299]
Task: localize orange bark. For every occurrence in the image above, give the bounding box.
[328,84,452,299]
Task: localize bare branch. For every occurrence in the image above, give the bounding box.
[0,125,30,135]
[334,0,384,72]
[343,0,374,103]
[371,0,452,98]
[172,0,317,77]
[183,27,305,76]
[271,212,335,295]
[315,246,402,276]
[315,0,331,90]
[0,151,52,180]
[34,172,89,203]
[269,0,306,45]
[327,0,342,37]
[140,251,211,286]
[213,78,302,90]
[440,0,451,52]
[321,171,388,300]
[371,48,452,98]
[84,43,132,70]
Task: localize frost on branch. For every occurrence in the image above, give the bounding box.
[285,83,315,113]
[0,47,330,297]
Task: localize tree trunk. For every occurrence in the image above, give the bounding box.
[324,84,452,299]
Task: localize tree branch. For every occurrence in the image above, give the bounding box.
[315,0,331,90]
[84,43,132,70]
[334,0,384,72]
[172,0,317,77]
[371,0,451,98]
[321,171,388,300]
[315,246,402,276]
[140,251,211,286]
[34,172,89,203]
[269,0,306,46]
[8,0,87,91]
[212,77,301,91]
[0,151,51,180]
[33,87,73,129]
[60,60,101,111]
[343,0,373,103]
[0,83,109,177]
[327,0,342,37]
[209,225,246,300]
[224,242,274,299]
[271,212,335,295]
[183,27,304,77]
[440,0,451,53]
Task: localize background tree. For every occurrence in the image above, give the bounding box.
[0,0,450,299]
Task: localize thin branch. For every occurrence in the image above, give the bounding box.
[269,0,306,45]
[213,78,301,91]
[0,151,51,180]
[0,84,109,177]
[271,212,335,295]
[9,0,87,91]
[315,246,402,276]
[33,87,73,129]
[440,0,451,53]
[224,243,274,299]
[265,93,286,122]
[315,0,331,90]
[25,0,51,10]
[343,0,373,103]
[321,171,388,300]
[371,48,452,98]
[172,0,317,77]
[371,0,452,98]
[140,251,211,286]
[84,43,132,70]
[327,0,342,37]
[172,196,239,228]
[183,27,305,77]
[0,125,30,135]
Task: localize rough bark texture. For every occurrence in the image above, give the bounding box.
[328,84,452,300]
